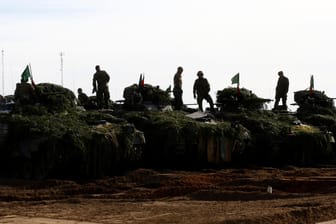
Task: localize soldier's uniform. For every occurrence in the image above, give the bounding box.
[274,71,289,110]
[14,82,36,105]
[77,91,89,107]
[92,67,110,109]
[193,71,214,112]
[173,67,183,110]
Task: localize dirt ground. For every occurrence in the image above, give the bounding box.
[0,167,336,224]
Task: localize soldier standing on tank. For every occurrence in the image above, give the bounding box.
[173,66,184,110]
[92,65,110,109]
[193,71,214,112]
[273,71,289,110]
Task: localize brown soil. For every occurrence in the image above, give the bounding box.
[1,167,336,224]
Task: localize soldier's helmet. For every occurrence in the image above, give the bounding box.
[197,71,204,77]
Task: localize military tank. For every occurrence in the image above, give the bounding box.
[122,83,172,111]
[216,87,272,111]
[214,87,335,166]
[0,83,335,180]
[294,89,336,145]
[0,83,144,179]
[119,84,249,168]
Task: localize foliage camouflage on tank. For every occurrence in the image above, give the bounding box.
[123,83,172,109]
[119,110,247,168]
[0,83,144,179]
[216,87,272,111]
[0,83,335,180]
[294,90,336,149]
[216,88,335,166]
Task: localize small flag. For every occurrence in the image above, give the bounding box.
[141,74,145,87]
[21,65,31,82]
[138,74,142,86]
[231,73,239,85]
[138,74,145,88]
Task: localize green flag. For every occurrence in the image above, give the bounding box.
[21,65,31,82]
[231,73,239,85]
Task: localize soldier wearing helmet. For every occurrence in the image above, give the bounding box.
[193,71,214,112]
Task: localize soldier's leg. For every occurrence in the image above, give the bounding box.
[274,95,280,109]
[104,88,110,109]
[205,94,214,110]
[173,90,180,110]
[197,97,203,112]
[97,90,103,109]
[176,90,183,110]
[282,94,287,107]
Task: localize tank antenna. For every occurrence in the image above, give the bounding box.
[60,51,64,86]
[1,49,4,96]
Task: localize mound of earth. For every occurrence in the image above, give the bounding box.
[0,168,336,224]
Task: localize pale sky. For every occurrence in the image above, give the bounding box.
[1,0,336,109]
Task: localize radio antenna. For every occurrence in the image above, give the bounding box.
[60,52,64,86]
[1,49,4,96]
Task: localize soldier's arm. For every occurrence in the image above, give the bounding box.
[106,72,110,83]
[193,81,197,98]
[206,79,210,92]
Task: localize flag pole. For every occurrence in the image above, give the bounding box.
[236,83,240,96]
[237,73,240,96]
[1,49,4,96]
[28,63,32,78]
[60,52,64,86]
[28,63,36,88]
[309,75,314,95]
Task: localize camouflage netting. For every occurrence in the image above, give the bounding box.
[216,110,335,166]
[123,84,171,108]
[36,83,77,112]
[295,90,334,110]
[214,88,335,165]
[1,81,336,179]
[0,109,143,180]
[119,111,249,168]
[216,87,271,111]
[295,90,336,118]
[12,83,76,114]
[295,90,336,139]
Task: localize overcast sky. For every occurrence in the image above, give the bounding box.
[1,0,336,109]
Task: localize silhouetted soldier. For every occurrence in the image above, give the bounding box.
[273,71,289,110]
[92,65,110,109]
[193,71,214,112]
[173,66,183,110]
[14,77,36,105]
[77,88,89,107]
